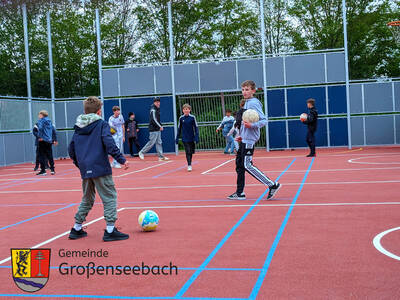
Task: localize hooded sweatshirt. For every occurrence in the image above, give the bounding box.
[68,113,126,179]
[240,97,268,145]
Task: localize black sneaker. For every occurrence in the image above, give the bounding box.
[68,228,87,240]
[227,192,246,200]
[306,153,315,157]
[103,228,129,242]
[36,171,46,176]
[267,182,281,200]
[51,169,55,175]
[33,166,38,171]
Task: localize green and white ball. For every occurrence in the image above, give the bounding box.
[242,109,260,123]
[138,210,159,231]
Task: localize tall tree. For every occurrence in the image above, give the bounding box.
[288,0,400,79]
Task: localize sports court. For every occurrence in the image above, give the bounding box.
[0,146,399,299]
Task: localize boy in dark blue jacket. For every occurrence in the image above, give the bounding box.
[175,103,199,172]
[68,96,130,242]
[35,110,57,175]
[33,119,57,171]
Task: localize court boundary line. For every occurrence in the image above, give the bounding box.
[0,204,76,231]
[201,159,235,175]
[249,158,315,299]
[175,158,297,297]
[0,208,126,265]
[115,161,172,177]
[372,226,400,261]
[1,179,400,194]
[348,154,400,165]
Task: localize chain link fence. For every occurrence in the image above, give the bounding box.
[176,91,267,150]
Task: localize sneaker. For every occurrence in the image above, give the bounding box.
[50,169,55,175]
[187,165,192,172]
[68,228,87,240]
[103,228,129,242]
[306,153,316,157]
[36,171,46,176]
[224,151,230,154]
[267,182,281,200]
[227,192,246,200]
[158,156,170,161]
[114,164,122,169]
[33,166,38,171]
[138,151,144,160]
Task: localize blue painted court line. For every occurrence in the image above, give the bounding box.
[152,162,199,179]
[0,203,76,231]
[249,158,315,300]
[175,158,297,298]
[0,295,247,300]
[0,169,76,191]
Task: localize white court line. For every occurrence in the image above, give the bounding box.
[206,166,400,175]
[348,154,400,165]
[373,226,400,261]
[0,208,126,265]
[1,179,400,194]
[201,158,235,175]
[122,202,400,210]
[115,161,172,177]
[249,151,400,160]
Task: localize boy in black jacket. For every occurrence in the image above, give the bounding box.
[301,98,318,157]
[125,112,141,157]
[68,96,130,242]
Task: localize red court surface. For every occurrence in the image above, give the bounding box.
[0,146,400,299]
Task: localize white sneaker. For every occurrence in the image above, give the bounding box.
[138,151,144,160]
[187,165,192,172]
[158,156,170,161]
[114,164,122,169]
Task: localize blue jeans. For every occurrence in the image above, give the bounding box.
[224,135,235,153]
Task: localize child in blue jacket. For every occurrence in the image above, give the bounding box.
[35,110,57,175]
[68,96,130,242]
[176,103,199,172]
[216,109,235,154]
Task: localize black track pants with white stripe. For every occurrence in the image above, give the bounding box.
[235,142,275,194]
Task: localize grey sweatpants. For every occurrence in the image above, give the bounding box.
[74,175,117,225]
[140,131,163,157]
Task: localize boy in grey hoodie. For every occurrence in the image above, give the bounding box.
[227,80,281,200]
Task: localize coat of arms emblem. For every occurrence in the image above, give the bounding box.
[11,249,50,292]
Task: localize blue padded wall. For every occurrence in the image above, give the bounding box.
[287,87,326,117]
[267,89,285,117]
[328,85,347,114]
[104,97,175,154]
[104,99,120,121]
[268,121,287,149]
[288,119,327,148]
[329,118,348,146]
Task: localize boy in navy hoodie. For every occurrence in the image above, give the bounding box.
[35,110,56,176]
[33,117,57,171]
[68,96,130,242]
[175,103,199,171]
